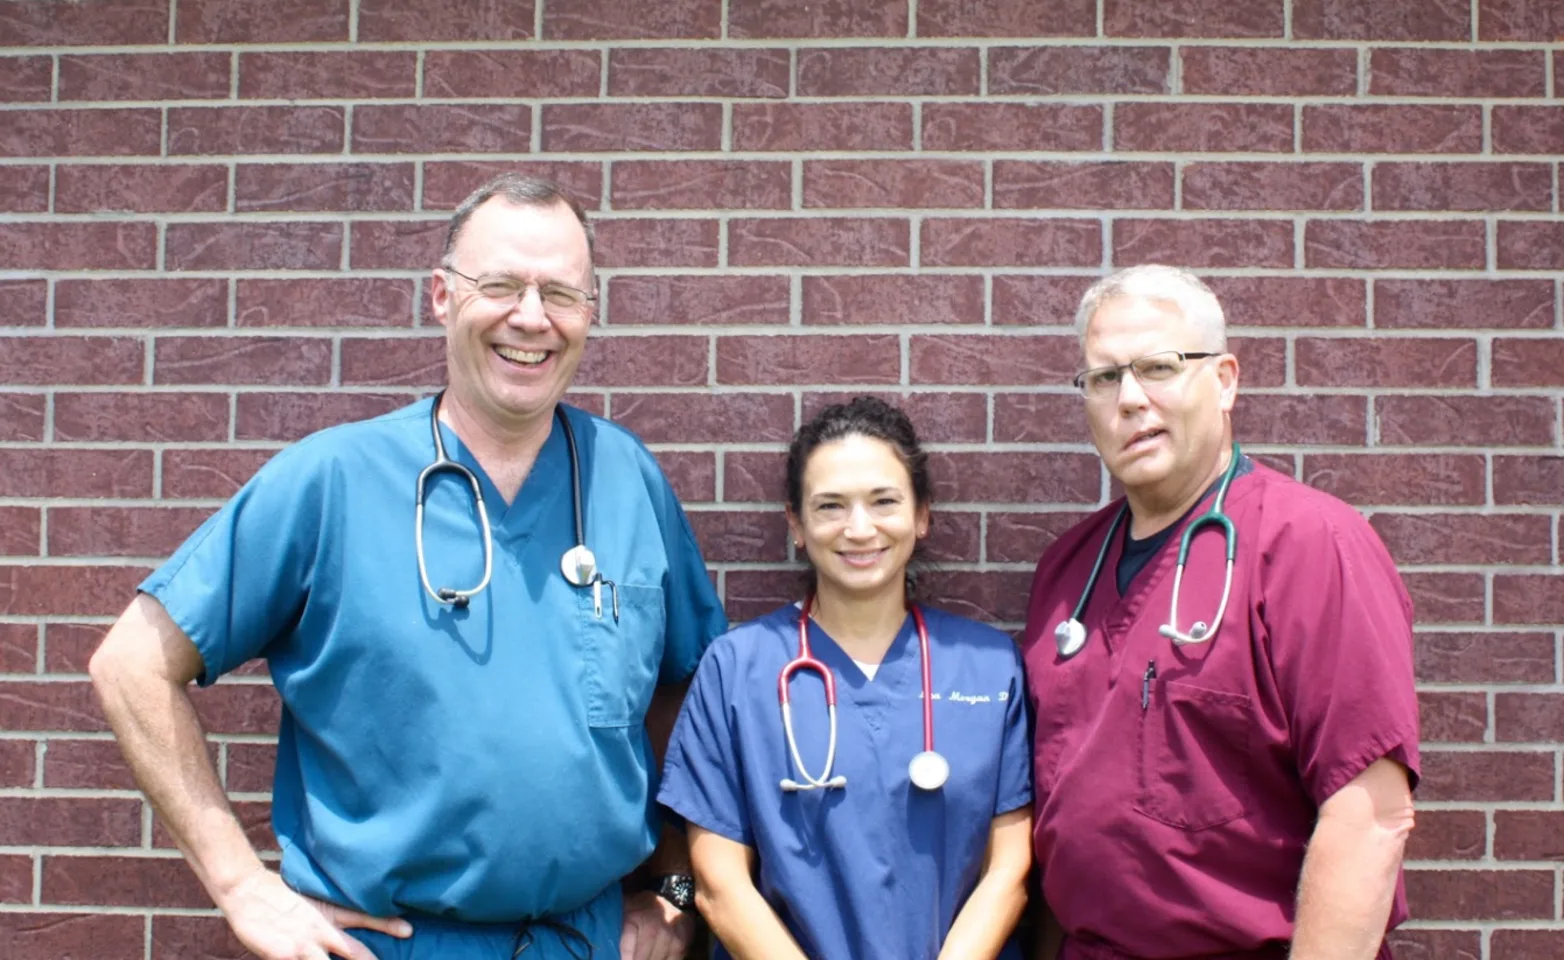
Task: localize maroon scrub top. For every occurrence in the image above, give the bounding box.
[1021,465,1419,960]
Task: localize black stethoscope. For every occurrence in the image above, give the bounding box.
[1054,442,1242,659]
[414,392,617,618]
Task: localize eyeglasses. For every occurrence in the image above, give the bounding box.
[1073,350,1220,399]
[444,266,596,317]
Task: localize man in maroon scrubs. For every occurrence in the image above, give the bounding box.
[1021,265,1419,960]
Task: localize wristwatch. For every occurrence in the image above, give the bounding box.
[654,873,697,912]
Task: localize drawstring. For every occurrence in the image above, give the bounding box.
[512,916,593,959]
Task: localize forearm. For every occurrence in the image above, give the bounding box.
[695,880,809,960]
[1290,813,1407,959]
[939,867,1028,960]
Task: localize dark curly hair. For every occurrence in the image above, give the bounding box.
[785,395,932,515]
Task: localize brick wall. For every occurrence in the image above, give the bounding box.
[1,0,1561,957]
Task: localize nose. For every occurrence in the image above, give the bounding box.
[506,285,554,333]
[1115,368,1150,413]
[844,503,875,539]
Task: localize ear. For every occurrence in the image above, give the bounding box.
[430,268,453,329]
[785,506,804,550]
[1215,353,1240,413]
[915,502,932,538]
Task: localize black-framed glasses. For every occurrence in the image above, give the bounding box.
[444,266,596,317]
[1073,350,1220,399]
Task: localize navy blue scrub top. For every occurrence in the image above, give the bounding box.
[142,398,727,924]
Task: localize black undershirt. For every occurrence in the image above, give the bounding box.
[1115,456,1255,596]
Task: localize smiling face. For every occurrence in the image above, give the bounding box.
[787,433,930,605]
[430,197,594,436]
[1081,295,1239,513]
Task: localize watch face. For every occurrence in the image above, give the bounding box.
[658,874,696,911]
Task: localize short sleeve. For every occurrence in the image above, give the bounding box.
[657,645,752,846]
[1264,507,1420,805]
[995,643,1034,815]
[139,444,323,686]
[652,470,727,685]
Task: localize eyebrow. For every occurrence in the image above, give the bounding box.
[809,487,904,500]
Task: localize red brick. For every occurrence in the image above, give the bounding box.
[0,852,30,902]
[612,393,794,444]
[169,106,344,155]
[59,52,229,101]
[688,510,788,563]
[1416,632,1556,685]
[993,393,1091,444]
[1114,218,1292,269]
[358,0,534,40]
[1405,867,1553,920]
[723,451,789,502]
[1225,336,1284,388]
[801,391,990,444]
[1180,46,1357,96]
[609,48,789,98]
[1495,811,1564,860]
[1494,456,1564,506]
[923,103,1102,152]
[0,564,148,617]
[799,47,979,96]
[1371,49,1546,99]
[1115,103,1292,153]
[1,108,162,158]
[542,103,722,152]
[924,570,1036,624]
[654,451,717,503]
[0,56,51,102]
[0,448,153,499]
[723,569,803,621]
[716,336,898,387]
[991,276,1097,328]
[595,218,719,268]
[423,161,604,211]
[48,506,213,558]
[233,392,409,442]
[1303,105,1483,154]
[608,276,789,327]
[189,682,280,735]
[154,336,332,387]
[1479,0,1564,40]
[923,218,1100,268]
[0,280,46,328]
[730,217,909,268]
[176,0,347,41]
[1183,162,1362,211]
[1421,691,1488,743]
[234,162,415,214]
[0,796,141,847]
[166,222,342,271]
[729,0,904,36]
[42,854,210,908]
[1497,221,1564,271]
[1297,337,1476,389]
[1302,454,1485,507]
[54,392,228,443]
[42,740,139,790]
[1496,691,1564,742]
[0,336,143,386]
[1417,751,1554,802]
[340,336,444,388]
[543,0,718,38]
[55,163,228,214]
[577,335,709,387]
[1374,162,1552,212]
[0,913,144,958]
[1494,576,1564,627]
[614,160,791,211]
[1231,394,1366,445]
[57,278,227,330]
[1374,513,1551,567]
[1106,0,1283,36]
[909,334,1075,387]
[1495,106,1564,155]
[1207,276,1366,329]
[239,50,417,99]
[161,449,278,499]
[423,49,600,99]
[803,275,984,327]
[1407,809,1487,861]
[1375,279,1555,330]
[237,278,415,329]
[1306,220,1486,270]
[150,913,255,957]
[995,161,1172,211]
[354,104,530,154]
[0,395,45,444]
[1295,0,1470,39]
[916,0,1094,37]
[1402,572,1486,624]
[985,512,1091,563]
[807,159,984,210]
[1492,930,1564,958]
[348,218,443,271]
[2,0,167,43]
[43,623,107,675]
[1378,395,1553,447]
[0,223,157,271]
[1385,929,1480,959]
[923,511,983,563]
[0,165,47,213]
[0,508,40,559]
[932,452,1100,504]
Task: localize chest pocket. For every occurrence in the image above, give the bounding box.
[578,582,665,728]
[1135,679,1253,831]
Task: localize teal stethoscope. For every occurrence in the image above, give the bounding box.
[1054,442,1242,658]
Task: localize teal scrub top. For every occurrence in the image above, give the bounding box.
[142,397,727,924]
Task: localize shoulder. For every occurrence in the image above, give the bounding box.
[1242,465,1383,550]
[921,606,1024,671]
[1031,501,1124,571]
[240,399,428,493]
[563,404,678,492]
[689,605,795,686]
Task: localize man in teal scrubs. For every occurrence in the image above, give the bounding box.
[89,175,727,960]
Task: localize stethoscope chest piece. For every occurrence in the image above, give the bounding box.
[908,750,949,791]
[1055,618,1087,659]
[560,544,598,587]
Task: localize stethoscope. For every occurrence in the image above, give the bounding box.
[1054,442,1242,659]
[778,595,949,793]
[415,392,617,618]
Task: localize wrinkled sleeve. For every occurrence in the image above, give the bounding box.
[995,641,1035,815]
[651,465,727,685]
[1264,508,1420,805]
[657,643,752,846]
[139,445,323,686]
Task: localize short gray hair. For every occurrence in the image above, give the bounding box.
[1074,265,1226,351]
[440,172,594,266]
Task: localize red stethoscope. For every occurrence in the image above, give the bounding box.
[778,595,949,793]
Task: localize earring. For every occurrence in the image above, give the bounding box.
[793,540,803,549]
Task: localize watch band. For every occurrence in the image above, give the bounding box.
[654,873,696,912]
